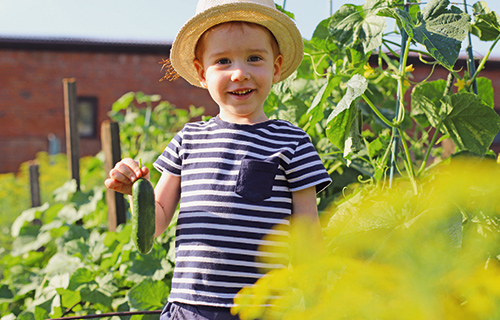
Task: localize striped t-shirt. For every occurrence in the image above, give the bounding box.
[153,115,331,307]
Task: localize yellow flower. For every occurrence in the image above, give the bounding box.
[405,64,415,72]
[454,78,465,91]
[363,63,374,78]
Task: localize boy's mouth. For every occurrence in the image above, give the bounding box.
[229,89,253,96]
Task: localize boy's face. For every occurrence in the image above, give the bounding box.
[194,22,283,124]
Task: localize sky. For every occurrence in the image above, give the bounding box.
[0,0,499,58]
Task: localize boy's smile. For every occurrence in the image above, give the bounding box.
[194,22,283,124]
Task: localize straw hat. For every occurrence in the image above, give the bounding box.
[169,0,304,88]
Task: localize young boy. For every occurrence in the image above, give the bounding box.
[105,0,331,319]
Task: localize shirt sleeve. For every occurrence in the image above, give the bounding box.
[285,134,332,193]
[153,130,183,176]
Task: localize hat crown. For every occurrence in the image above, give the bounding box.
[196,0,276,14]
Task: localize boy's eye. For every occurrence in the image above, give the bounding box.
[216,58,231,65]
[249,56,262,62]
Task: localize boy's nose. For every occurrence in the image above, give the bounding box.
[230,64,250,82]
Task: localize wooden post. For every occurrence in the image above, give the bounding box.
[63,78,81,190]
[101,120,126,231]
[29,162,41,208]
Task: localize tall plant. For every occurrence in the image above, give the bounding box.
[269,0,500,193]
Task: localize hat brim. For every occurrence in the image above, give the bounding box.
[170,3,304,88]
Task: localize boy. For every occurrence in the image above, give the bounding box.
[105,0,331,319]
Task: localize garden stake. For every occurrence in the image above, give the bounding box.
[389,0,410,188]
[463,0,479,94]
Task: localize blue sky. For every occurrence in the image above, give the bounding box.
[0,0,499,57]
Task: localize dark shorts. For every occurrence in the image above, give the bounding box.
[160,302,242,320]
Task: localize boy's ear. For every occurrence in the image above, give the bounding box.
[273,54,284,84]
[194,59,208,88]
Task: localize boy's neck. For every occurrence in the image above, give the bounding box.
[218,112,269,125]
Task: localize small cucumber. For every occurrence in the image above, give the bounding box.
[132,177,155,255]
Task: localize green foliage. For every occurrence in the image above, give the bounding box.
[380,0,471,69]
[108,91,204,168]
[0,92,198,319]
[0,153,101,254]
[266,0,500,192]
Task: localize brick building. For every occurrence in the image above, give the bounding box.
[0,37,219,173]
[1,36,500,173]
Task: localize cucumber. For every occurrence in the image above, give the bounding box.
[131,177,156,255]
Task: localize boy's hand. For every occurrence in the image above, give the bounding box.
[104,158,150,195]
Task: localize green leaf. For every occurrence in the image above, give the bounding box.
[476,77,495,108]
[441,93,500,154]
[57,204,81,224]
[56,288,81,310]
[380,0,470,69]
[68,268,96,291]
[411,79,447,127]
[43,253,83,276]
[18,311,35,320]
[10,226,52,257]
[306,75,339,128]
[310,17,338,53]
[80,287,113,308]
[421,0,449,20]
[471,1,500,41]
[0,284,14,303]
[368,137,385,159]
[111,92,135,113]
[327,3,386,54]
[327,107,358,152]
[275,4,295,19]
[34,300,51,320]
[11,203,49,237]
[326,75,367,152]
[327,74,368,124]
[64,239,90,259]
[53,180,78,202]
[127,279,169,310]
[343,111,364,161]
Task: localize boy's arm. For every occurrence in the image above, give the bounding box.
[152,172,181,237]
[291,186,324,248]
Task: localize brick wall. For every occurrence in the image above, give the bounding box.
[0,39,219,173]
[1,38,499,173]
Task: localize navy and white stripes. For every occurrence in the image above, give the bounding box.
[153,116,331,307]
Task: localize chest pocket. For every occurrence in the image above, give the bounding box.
[235,159,278,203]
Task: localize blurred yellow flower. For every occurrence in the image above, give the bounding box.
[405,64,415,72]
[455,78,465,91]
[363,63,374,78]
[233,158,500,320]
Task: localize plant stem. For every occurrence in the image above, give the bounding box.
[399,130,418,193]
[382,39,431,58]
[463,0,478,94]
[395,39,411,126]
[361,94,394,128]
[470,34,500,84]
[390,0,411,188]
[417,120,443,176]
